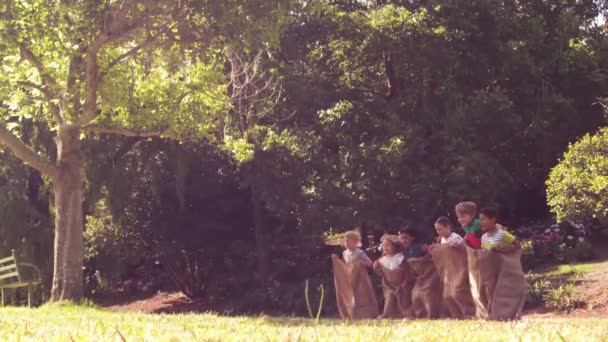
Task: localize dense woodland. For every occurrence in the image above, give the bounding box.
[0,0,607,315]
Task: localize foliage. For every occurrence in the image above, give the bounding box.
[526,275,551,308]
[279,0,608,232]
[2,306,608,340]
[543,283,577,312]
[515,222,594,268]
[547,128,608,225]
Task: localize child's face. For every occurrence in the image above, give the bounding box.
[479,214,497,232]
[434,223,451,238]
[344,237,357,250]
[382,240,395,255]
[457,213,474,227]
[399,233,413,248]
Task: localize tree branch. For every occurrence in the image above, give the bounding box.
[81,0,144,124]
[83,125,177,139]
[101,36,160,77]
[17,81,63,120]
[0,124,58,179]
[18,45,64,123]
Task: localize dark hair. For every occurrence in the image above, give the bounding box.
[479,207,498,219]
[398,227,418,240]
[434,216,452,227]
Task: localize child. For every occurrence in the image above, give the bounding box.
[434,216,464,246]
[373,235,412,318]
[342,231,373,267]
[455,201,482,249]
[399,228,427,259]
[332,231,378,320]
[468,207,527,320]
[479,207,520,253]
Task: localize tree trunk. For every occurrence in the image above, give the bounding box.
[50,124,85,302]
[251,184,270,281]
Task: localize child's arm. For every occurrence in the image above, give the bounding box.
[372,259,383,276]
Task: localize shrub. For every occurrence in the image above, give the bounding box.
[526,274,551,308]
[547,128,608,225]
[515,222,593,268]
[543,283,576,312]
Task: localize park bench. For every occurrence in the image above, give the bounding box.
[0,250,42,307]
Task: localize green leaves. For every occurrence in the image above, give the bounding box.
[547,128,608,224]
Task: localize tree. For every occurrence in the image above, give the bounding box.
[0,0,270,301]
[276,0,608,232]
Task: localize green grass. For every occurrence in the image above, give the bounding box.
[1,305,608,341]
[548,259,608,277]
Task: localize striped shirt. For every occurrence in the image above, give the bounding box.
[481,228,516,250]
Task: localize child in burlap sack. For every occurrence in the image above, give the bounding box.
[332,231,378,320]
[456,201,483,249]
[373,235,414,319]
[467,207,527,320]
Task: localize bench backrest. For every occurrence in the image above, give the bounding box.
[0,251,21,285]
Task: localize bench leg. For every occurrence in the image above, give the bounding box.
[1,288,4,307]
[27,286,32,308]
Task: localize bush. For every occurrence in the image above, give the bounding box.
[547,128,608,225]
[526,274,551,308]
[543,283,576,312]
[515,222,593,268]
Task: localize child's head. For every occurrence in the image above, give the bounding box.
[434,216,453,239]
[343,231,360,251]
[381,235,402,256]
[455,201,477,227]
[479,207,498,232]
[398,228,417,248]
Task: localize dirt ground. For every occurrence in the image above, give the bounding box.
[102,292,208,314]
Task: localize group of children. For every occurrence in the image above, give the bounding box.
[336,201,522,319]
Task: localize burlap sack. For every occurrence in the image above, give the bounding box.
[466,248,527,320]
[408,256,443,319]
[375,261,414,319]
[332,255,379,320]
[430,244,476,319]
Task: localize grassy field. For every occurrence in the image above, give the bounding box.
[0,305,607,342]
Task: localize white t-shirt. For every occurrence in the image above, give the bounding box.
[343,248,372,265]
[379,253,404,271]
[440,232,464,246]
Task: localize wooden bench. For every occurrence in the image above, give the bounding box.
[0,250,42,307]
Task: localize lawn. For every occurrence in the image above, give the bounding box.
[0,305,607,342]
[548,259,608,277]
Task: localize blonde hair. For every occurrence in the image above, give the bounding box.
[380,234,403,254]
[455,201,477,216]
[344,231,360,242]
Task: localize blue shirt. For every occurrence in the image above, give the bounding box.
[403,243,425,259]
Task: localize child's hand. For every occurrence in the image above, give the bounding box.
[421,244,429,252]
[373,260,380,270]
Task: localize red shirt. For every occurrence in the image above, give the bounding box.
[465,233,481,249]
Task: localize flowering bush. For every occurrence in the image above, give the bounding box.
[515,221,593,268]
